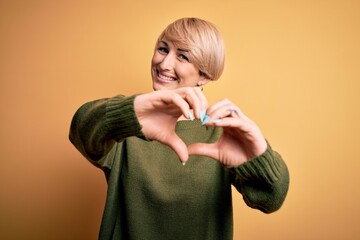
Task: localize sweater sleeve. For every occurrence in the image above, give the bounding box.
[69,95,146,166]
[229,144,289,213]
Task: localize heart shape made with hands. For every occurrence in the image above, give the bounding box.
[151,118,267,167]
[134,88,267,167]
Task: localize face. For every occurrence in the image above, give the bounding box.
[151,39,209,90]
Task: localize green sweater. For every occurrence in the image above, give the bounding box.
[69,95,289,240]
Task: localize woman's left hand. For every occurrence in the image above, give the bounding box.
[188,98,268,167]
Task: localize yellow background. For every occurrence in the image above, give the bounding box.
[1,0,359,239]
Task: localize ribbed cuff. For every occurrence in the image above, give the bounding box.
[105,95,147,141]
[231,145,282,185]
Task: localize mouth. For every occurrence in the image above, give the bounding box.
[156,70,178,83]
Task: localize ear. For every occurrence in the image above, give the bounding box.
[197,75,211,87]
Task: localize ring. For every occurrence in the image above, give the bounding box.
[227,108,237,113]
[227,108,239,117]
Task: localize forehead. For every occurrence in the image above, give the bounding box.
[158,39,189,51]
[158,37,192,53]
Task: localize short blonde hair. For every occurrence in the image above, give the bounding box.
[156,18,225,81]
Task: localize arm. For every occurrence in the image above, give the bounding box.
[187,98,289,213]
[69,95,145,163]
[69,87,208,165]
[230,145,289,213]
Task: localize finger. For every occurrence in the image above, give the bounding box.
[176,87,208,120]
[192,87,208,118]
[206,98,232,113]
[206,98,234,120]
[188,142,219,160]
[163,132,189,163]
[183,88,202,119]
[208,103,247,123]
[161,92,192,118]
[205,115,250,129]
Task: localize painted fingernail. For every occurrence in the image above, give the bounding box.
[187,110,194,121]
[212,119,222,123]
[202,114,210,125]
[200,109,206,122]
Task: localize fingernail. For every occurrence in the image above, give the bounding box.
[187,110,194,121]
[200,109,206,122]
[212,119,222,123]
[202,114,210,125]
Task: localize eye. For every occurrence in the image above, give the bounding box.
[178,54,189,62]
[158,47,169,54]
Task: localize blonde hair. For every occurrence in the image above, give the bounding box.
[156,18,225,80]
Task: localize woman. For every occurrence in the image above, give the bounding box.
[69,17,289,240]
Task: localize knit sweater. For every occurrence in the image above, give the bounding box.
[69,95,289,240]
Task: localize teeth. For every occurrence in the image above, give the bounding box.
[159,73,175,81]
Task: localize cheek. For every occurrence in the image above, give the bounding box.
[151,53,158,67]
[151,56,157,66]
[151,52,164,65]
[182,66,200,79]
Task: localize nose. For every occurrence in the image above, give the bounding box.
[159,53,175,71]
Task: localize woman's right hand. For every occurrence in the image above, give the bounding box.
[134,87,207,163]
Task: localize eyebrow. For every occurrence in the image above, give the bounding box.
[160,40,189,52]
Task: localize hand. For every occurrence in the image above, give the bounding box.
[188,98,267,167]
[134,87,207,162]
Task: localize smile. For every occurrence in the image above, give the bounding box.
[157,71,177,82]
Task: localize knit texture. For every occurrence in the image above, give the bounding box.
[69,95,289,240]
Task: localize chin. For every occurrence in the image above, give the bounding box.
[152,81,165,91]
[152,80,178,91]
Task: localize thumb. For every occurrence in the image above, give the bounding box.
[188,143,219,160]
[164,132,189,163]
